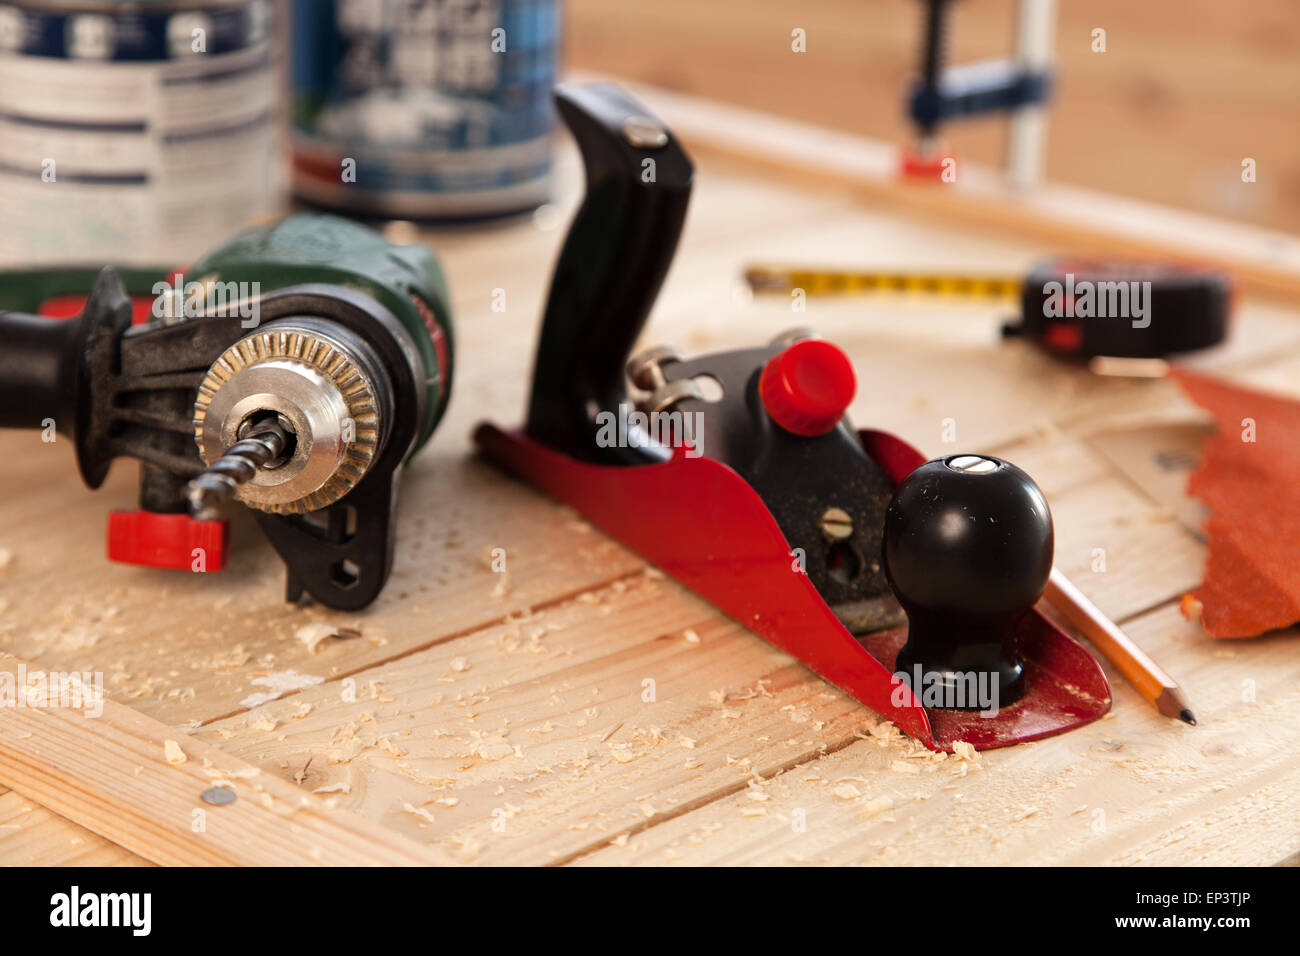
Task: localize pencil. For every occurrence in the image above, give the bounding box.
[1044,567,1197,725]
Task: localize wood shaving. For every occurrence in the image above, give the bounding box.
[472,739,514,761]
[163,740,186,765]
[201,760,258,780]
[0,547,12,571]
[295,622,361,654]
[683,628,700,645]
[862,795,894,819]
[240,670,324,708]
[867,722,902,743]
[402,802,436,824]
[951,741,980,762]
[833,783,862,800]
[607,743,637,764]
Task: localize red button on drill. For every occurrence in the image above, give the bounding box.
[759,339,857,437]
[107,511,228,572]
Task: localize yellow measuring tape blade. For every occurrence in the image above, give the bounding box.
[745,266,1023,299]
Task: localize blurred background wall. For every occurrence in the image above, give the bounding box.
[566,0,1300,233]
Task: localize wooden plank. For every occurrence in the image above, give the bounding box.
[0,652,450,865]
[600,78,1300,302]
[571,603,1300,866]
[0,788,148,866]
[187,467,1206,864]
[194,572,875,865]
[1049,477,1205,622]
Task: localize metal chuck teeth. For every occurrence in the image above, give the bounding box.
[192,324,384,515]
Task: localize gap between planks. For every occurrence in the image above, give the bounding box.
[191,565,653,729]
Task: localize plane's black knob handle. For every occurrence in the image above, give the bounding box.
[526,83,694,462]
[883,454,1053,708]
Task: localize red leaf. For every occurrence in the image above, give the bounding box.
[1172,367,1300,637]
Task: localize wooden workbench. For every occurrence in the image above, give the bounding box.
[2,89,1299,867]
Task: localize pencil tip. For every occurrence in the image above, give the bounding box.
[1179,708,1197,726]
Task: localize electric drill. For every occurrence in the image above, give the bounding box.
[0,213,454,610]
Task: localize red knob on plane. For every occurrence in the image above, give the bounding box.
[759,339,857,437]
[106,511,228,572]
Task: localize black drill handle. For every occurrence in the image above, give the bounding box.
[0,267,131,486]
[0,309,84,431]
[526,83,694,461]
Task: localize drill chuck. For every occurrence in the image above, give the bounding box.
[191,320,391,515]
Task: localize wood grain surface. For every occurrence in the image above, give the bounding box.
[1,88,1298,865]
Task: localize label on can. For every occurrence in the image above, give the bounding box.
[291,0,558,219]
[0,0,281,266]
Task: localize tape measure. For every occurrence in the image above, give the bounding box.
[745,258,1233,360]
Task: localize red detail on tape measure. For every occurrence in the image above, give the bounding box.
[759,339,857,437]
[107,511,228,572]
[1041,322,1083,353]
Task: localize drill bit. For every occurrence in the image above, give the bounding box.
[187,420,290,521]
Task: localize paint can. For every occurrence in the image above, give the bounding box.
[290,0,558,219]
[0,0,282,265]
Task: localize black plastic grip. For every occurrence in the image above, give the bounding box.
[0,267,131,486]
[525,83,694,462]
[0,309,83,431]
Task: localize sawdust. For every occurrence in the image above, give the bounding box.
[240,670,324,708]
[402,802,436,825]
[295,622,361,654]
[952,741,979,763]
[861,795,894,819]
[163,740,186,765]
[0,547,12,571]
